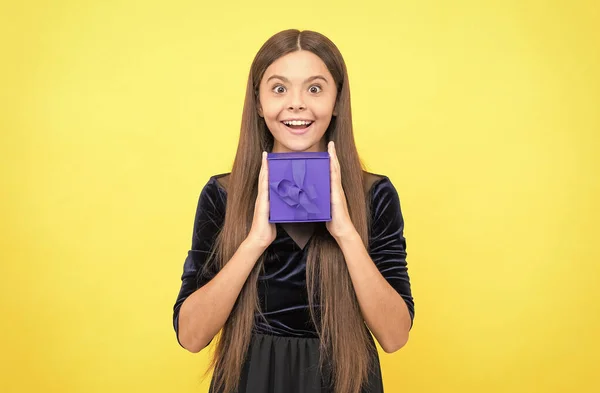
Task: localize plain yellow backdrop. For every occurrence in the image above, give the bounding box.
[1,0,598,392]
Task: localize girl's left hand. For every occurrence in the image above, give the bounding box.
[326,141,358,241]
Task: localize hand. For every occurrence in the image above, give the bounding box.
[246,151,277,249]
[325,141,358,241]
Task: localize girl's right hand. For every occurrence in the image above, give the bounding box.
[246,151,276,249]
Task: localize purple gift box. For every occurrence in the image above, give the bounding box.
[268,152,331,223]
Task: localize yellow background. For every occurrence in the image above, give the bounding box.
[1,0,598,392]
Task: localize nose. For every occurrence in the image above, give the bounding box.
[287,90,306,111]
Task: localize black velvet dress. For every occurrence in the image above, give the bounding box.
[173,173,415,393]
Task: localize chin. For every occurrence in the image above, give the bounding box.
[278,140,322,153]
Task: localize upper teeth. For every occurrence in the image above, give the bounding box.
[283,120,312,126]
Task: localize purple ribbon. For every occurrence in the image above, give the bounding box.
[270,160,320,220]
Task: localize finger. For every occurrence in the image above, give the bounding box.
[332,142,340,172]
[262,152,269,196]
[330,144,341,180]
[329,154,341,200]
[261,152,270,203]
[257,152,266,197]
[328,141,335,167]
[259,151,265,175]
[328,142,337,167]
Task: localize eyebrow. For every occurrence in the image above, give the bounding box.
[266,75,329,84]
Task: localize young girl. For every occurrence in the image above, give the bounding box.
[173,29,415,393]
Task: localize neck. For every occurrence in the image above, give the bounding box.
[272,139,328,153]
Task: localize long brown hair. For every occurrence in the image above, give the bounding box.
[203,29,376,393]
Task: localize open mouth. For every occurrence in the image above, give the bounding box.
[280,120,314,134]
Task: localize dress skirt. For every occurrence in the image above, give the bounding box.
[209,333,384,393]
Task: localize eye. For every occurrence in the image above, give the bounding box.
[272,85,286,94]
[309,85,322,94]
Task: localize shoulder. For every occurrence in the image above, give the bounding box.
[363,170,395,196]
[363,171,402,220]
[195,172,230,214]
[201,172,230,196]
[211,172,231,194]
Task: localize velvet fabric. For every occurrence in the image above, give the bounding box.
[173,173,415,347]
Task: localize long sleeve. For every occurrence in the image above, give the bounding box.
[368,176,415,329]
[172,176,227,347]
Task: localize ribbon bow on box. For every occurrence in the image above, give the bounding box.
[270,159,321,220]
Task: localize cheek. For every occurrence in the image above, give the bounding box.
[314,104,335,119]
[261,102,282,121]
[311,95,337,119]
[260,105,283,133]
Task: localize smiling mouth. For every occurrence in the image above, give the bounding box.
[280,121,314,134]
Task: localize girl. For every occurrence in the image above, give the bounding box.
[173,29,415,393]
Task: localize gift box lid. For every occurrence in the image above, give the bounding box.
[267,152,330,160]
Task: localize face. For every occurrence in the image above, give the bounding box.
[257,50,338,153]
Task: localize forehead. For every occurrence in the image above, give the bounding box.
[262,50,332,82]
